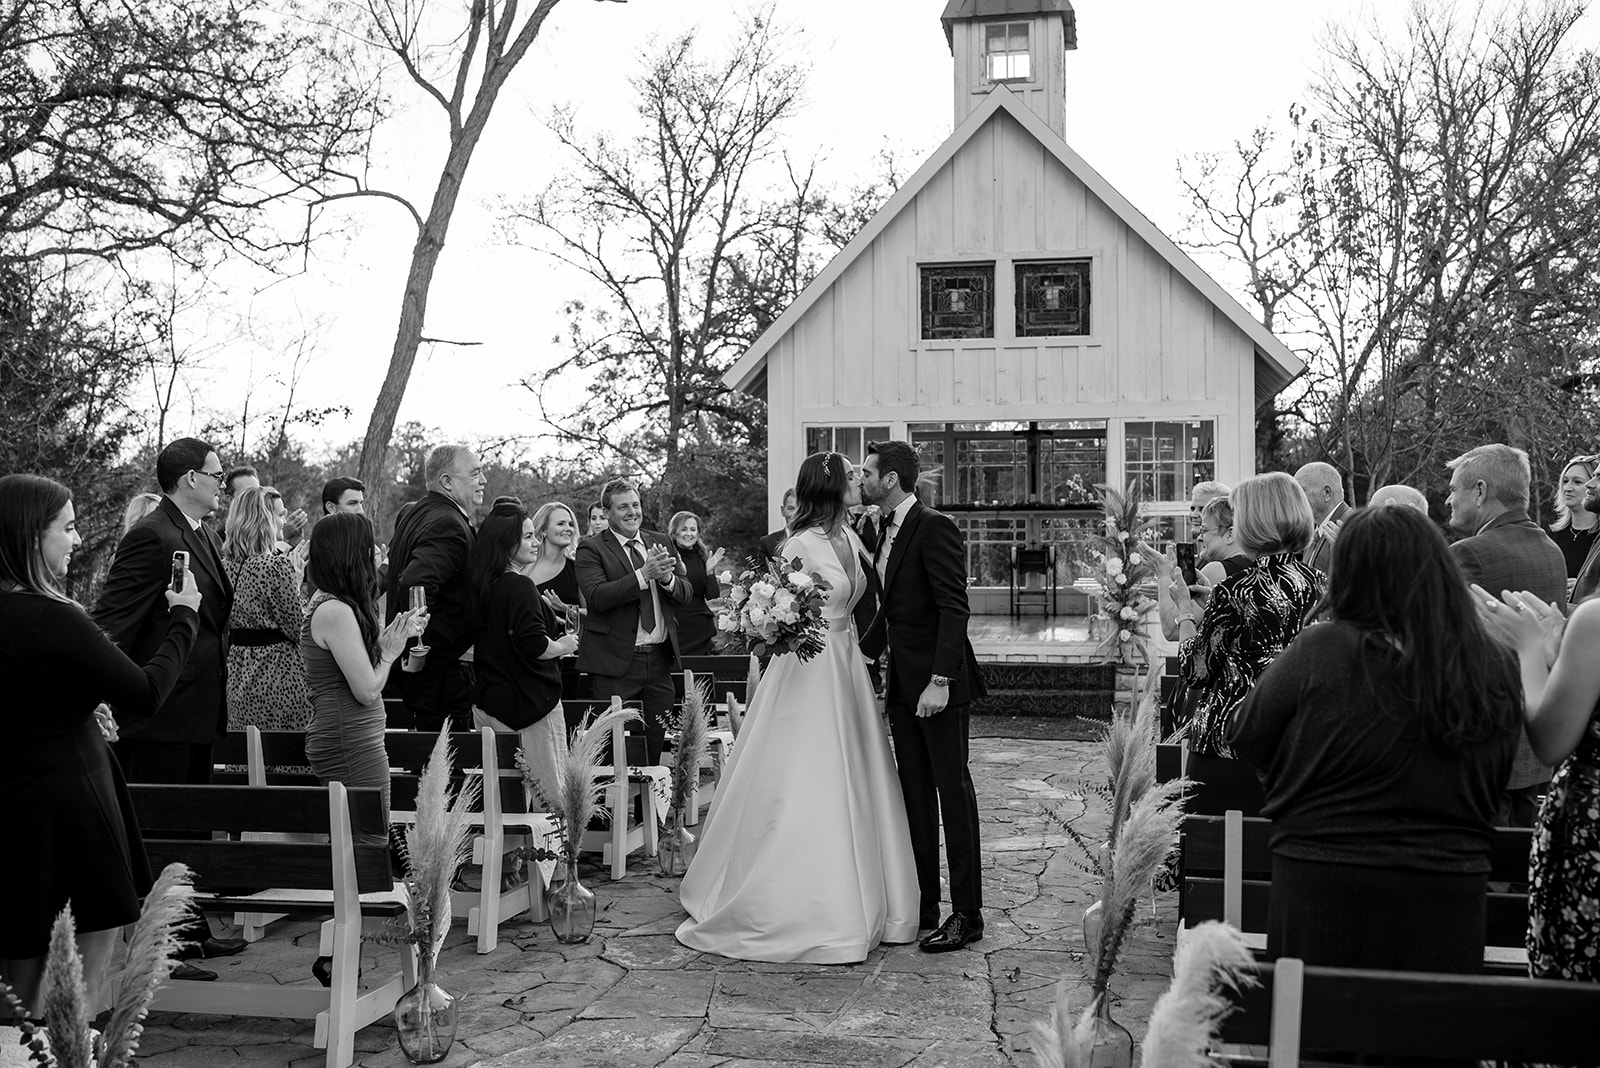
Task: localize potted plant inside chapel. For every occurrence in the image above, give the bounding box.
[518,702,641,944]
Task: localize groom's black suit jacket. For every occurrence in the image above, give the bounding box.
[860,499,985,705]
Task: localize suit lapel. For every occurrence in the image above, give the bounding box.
[882,501,924,596]
[602,529,634,575]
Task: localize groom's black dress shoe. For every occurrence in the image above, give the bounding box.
[920,912,983,953]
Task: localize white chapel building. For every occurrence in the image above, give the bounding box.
[722,0,1303,613]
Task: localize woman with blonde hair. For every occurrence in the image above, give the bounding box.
[1549,454,1597,586]
[1168,471,1325,815]
[121,491,162,536]
[521,501,585,705]
[668,510,726,657]
[223,486,311,733]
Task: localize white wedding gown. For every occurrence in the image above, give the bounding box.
[676,526,920,963]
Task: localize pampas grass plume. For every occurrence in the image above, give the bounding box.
[1140,922,1257,1068]
[41,907,89,1068]
[1093,776,1187,995]
[671,677,711,815]
[405,728,482,966]
[531,701,643,859]
[99,862,196,1068]
[1030,982,1100,1068]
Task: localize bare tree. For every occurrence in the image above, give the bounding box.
[331,0,625,512]
[1180,0,1600,497]
[504,13,815,521]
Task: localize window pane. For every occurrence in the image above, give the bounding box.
[953,516,1029,587]
[985,22,1008,51]
[1009,22,1030,52]
[1039,428,1106,506]
[805,427,832,456]
[1016,260,1091,337]
[1123,420,1216,505]
[1010,53,1031,80]
[838,426,862,462]
[920,263,995,340]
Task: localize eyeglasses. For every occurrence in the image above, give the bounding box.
[194,468,226,482]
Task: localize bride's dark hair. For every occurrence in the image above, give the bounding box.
[789,452,849,534]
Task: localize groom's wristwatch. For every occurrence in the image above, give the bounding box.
[930,675,951,688]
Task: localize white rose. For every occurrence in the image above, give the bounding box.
[789,572,813,589]
[748,607,768,626]
[717,571,733,584]
[1119,606,1137,620]
[774,590,796,610]
[1128,552,1141,566]
[1117,530,1129,541]
[750,581,776,600]
[717,613,738,632]
[778,608,799,625]
[1115,573,1128,585]
[1104,558,1123,576]
[1118,629,1132,642]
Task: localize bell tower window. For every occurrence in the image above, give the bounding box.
[983,21,1032,83]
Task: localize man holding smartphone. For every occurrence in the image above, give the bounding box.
[95,436,241,978]
[575,479,692,766]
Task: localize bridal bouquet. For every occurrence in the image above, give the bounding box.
[712,557,833,662]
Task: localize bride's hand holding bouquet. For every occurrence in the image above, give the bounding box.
[712,556,833,662]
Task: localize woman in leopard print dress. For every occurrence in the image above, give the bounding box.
[1477,585,1600,980]
[223,487,312,733]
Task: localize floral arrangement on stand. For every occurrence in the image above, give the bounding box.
[659,677,711,877]
[517,702,641,944]
[1089,483,1160,670]
[1036,679,1188,1068]
[386,727,481,1064]
[712,557,832,662]
[0,864,195,1068]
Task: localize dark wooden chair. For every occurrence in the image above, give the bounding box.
[1009,544,1056,617]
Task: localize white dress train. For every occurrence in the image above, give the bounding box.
[676,526,920,963]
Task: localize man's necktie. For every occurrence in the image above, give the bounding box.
[874,519,894,576]
[626,539,658,634]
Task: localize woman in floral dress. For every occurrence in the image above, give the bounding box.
[1477,583,1600,980]
[223,486,312,732]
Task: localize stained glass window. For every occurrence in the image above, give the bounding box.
[920,263,995,340]
[1015,260,1091,337]
[984,22,1031,82]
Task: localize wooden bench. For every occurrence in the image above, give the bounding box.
[1180,811,1534,972]
[1218,958,1600,1066]
[129,782,410,1068]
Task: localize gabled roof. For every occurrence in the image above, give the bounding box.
[940,0,1079,48]
[723,85,1304,403]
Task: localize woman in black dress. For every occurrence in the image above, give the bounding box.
[0,474,202,1017]
[1232,506,1521,972]
[668,511,726,657]
[1549,454,1598,590]
[522,502,585,710]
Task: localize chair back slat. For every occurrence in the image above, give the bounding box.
[1180,814,1273,878]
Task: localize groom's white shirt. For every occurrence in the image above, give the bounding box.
[875,494,917,583]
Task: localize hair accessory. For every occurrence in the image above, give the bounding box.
[821,453,833,477]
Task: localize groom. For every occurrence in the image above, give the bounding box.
[860,440,987,952]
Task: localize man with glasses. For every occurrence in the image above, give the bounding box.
[386,444,486,733]
[94,437,242,978]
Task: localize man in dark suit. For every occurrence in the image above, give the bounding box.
[386,444,485,734]
[95,436,241,975]
[1447,443,1567,827]
[575,478,692,766]
[859,440,987,952]
[757,488,798,563]
[1294,461,1349,575]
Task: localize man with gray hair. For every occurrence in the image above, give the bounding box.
[1367,484,1429,513]
[386,443,486,733]
[1293,461,1348,574]
[1445,442,1566,827]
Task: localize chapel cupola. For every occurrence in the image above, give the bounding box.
[941,0,1077,137]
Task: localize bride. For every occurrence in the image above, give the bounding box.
[676,452,919,963]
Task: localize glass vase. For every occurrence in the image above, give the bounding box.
[1086,995,1134,1068]
[656,809,697,877]
[394,956,458,1064]
[546,856,596,944]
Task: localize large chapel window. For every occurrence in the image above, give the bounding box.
[919,263,994,340]
[1016,259,1091,337]
[984,22,1031,82]
[1125,420,1217,547]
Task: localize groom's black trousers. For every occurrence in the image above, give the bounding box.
[885,697,984,914]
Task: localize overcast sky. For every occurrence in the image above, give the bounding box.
[186,0,1515,457]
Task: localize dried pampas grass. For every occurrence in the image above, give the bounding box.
[98,862,196,1068]
[671,678,711,815]
[41,909,89,1068]
[1030,982,1100,1068]
[523,701,642,859]
[404,728,481,966]
[1140,922,1257,1068]
[1092,776,1187,995]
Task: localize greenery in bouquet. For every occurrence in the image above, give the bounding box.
[1091,482,1161,666]
[711,556,833,662]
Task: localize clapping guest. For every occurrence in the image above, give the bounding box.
[521,502,586,705]
[303,513,427,816]
[1549,455,1598,587]
[469,503,580,802]
[1232,506,1521,972]
[223,487,312,735]
[0,474,202,1017]
[1476,581,1600,982]
[669,511,725,657]
[1156,496,1250,734]
[1171,472,1324,815]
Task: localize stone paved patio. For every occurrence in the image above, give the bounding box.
[135,738,1178,1067]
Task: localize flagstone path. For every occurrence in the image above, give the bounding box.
[135,738,1178,1067]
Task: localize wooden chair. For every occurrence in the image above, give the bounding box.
[1219,958,1600,1066]
[1180,811,1533,972]
[129,783,410,1068]
[1009,544,1056,617]
[576,697,664,878]
[386,727,558,953]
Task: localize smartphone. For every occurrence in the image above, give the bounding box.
[170,550,190,592]
[1176,543,1198,586]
